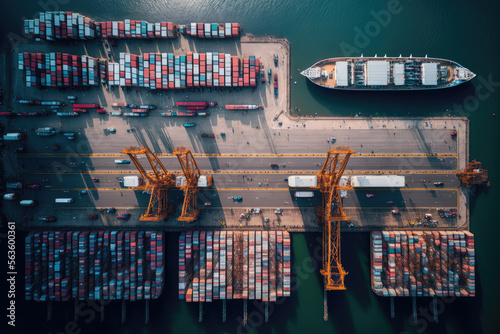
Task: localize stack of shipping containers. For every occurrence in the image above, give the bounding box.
[19,52,101,87]
[371,231,476,298]
[185,23,240,38]
[24,12,176,40]
[178,231,291,302]
[24,231,164,301]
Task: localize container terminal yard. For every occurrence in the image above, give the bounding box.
[0,11,488,326]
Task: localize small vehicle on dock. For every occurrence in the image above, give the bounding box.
[115,160,131,164]
[208,102,217,107]
[26,184,41,189]
[39,216,57,222]
[97,108,106,114]
[366,194,374,198]
[233,196,243,202]
[183,123,196,127]
[92,178,99,182]
[88,214,98,220]
[201,133,215,138]
[117,212,131,220]
[204,202,212,206]
[434,181,443,186]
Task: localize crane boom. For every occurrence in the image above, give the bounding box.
[120,146,175,221]
[317,146,354,290]
[173,146,202,222]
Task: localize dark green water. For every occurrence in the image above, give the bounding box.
[1,0,499,333]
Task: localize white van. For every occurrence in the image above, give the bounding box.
[20,200,38,206]
[55,198,74,203]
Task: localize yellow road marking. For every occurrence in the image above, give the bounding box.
[19,153,458,158]
[28,170,458,175]
[54,206,458,210]
[52,187,458,192]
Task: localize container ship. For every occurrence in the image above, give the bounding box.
[178,231,291,302]
[371,231,475,297]
[301,55,475,90]
[25,231,164,301]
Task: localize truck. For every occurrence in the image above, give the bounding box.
[56,112,79,117]
[197,175,213,187]
[123,176,143,187]
[139,105,156,109]
[3,133,25,141]
[6,182,23,189]
[40,101,65,106]
[350,175,405,188]
[176,101,208,107]
[20,200,38,206]
[288,175,318,188]
[3,193,18,200]
[35,127,57,136]
[294,191,314,198]
[72,103,99,108]
[54,198,74,203]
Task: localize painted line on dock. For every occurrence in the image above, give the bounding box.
[53,206,458,210]
[51,187,458,192]
[27,169,458,175]
[19,152,458,158]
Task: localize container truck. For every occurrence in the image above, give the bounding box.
[6,182,23,189]
[288,175,318,188]
[55,198,74,203]
[20,200,38,206]
[294,192,315,198]
[72,103,99,108]
[3,133,25,140]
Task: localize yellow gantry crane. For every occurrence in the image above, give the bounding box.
[120,146,175,221]
[456,160,489,187]
[173,145,207,222]
[316,146,354,291]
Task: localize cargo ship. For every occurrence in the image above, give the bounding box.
[371,231,475,297]
[301,55,475,90]
[178,231,291,302]
[25,231,164,301]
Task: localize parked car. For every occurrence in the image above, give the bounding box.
[38,216,57,222]
[201,133,215,138]
[15,145,26,153]
[88,214,98,219]
[26,184,41,189]
[117,212,131,220]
